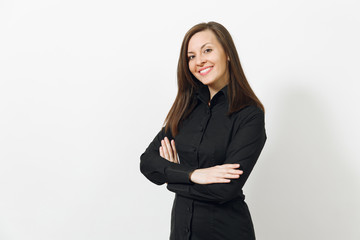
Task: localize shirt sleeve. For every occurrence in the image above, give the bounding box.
[140,127,197,185]
[166,107,267,204]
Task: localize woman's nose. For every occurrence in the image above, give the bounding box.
[196,54,206,65]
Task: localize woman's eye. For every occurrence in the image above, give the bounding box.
[188,55,195,60]
[204,48,212,53]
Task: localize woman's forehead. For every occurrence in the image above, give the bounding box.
[188,30,218,51]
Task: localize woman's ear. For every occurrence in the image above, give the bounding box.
[227,56,230,62]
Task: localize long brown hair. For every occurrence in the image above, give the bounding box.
[164,21,264,136]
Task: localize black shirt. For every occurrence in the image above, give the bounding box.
[140,83,267,240]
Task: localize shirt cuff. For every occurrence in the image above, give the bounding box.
[164,165,196,184]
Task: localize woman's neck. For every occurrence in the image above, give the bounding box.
[208,80,229,100]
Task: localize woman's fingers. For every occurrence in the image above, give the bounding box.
[213,172,241,180]
[218,167,243,178]
[212,166,242,181]
[190,165,245,184]
[171,139,179,164]
[216,178,231,183]
[164,137,174,161]
[223,173,242,179]
[223,168,243,175]
[160,137,179,163]
[161,139,171,161]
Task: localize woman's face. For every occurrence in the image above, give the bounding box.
[187,30,229,89]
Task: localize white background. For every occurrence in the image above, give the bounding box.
[1,0,359,239]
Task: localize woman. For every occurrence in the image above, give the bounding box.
[140,22,267,240]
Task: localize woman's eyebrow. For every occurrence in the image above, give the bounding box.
[188,42,211,54]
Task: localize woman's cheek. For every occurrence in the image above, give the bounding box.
[189,63,196,75]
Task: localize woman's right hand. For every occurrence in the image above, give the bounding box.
[159,137,179,164]
[190,164,243,184]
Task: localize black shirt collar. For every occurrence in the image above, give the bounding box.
[195,83,229,105]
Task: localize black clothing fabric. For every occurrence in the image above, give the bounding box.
[140,84,267,240]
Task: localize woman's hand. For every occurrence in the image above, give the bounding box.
[159,137,179,164]
[190,164,243,184]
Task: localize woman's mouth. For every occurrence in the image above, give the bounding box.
[199,66,213,76]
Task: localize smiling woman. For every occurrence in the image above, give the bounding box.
[140,22,267,240]
[187,30,230,99]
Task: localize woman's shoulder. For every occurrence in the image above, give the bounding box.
[231,104,265,127]
[235,104,264,116]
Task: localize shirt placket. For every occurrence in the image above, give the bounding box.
[183,103,212,239]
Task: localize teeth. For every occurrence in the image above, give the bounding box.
[200,67,211,74]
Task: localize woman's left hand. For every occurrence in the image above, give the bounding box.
[159,137,179,164]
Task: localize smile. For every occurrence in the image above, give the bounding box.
[199,66,213,76]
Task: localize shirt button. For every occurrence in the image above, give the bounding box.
[187,207,191,212]
[185,228,189,233]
